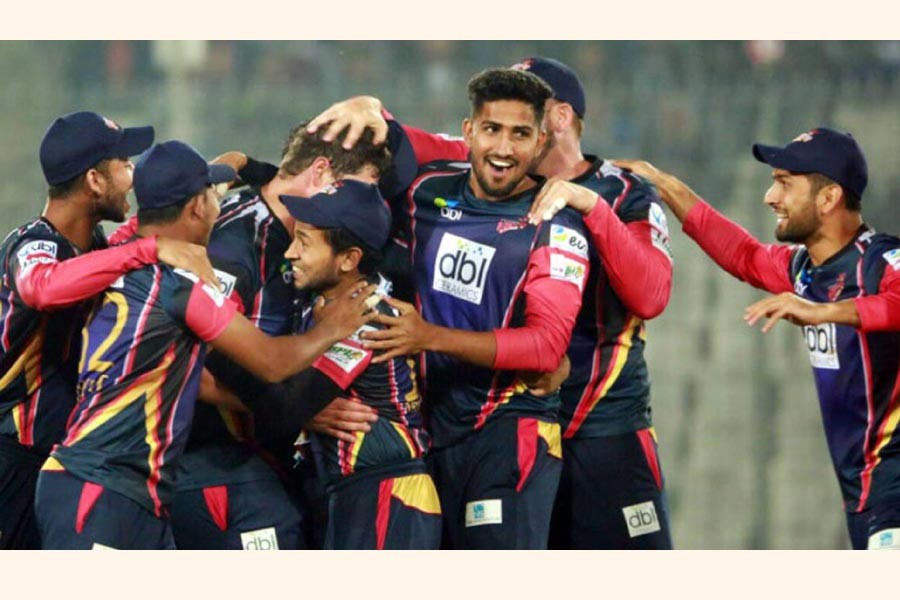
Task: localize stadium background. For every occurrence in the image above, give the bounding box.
[1,40,897,549]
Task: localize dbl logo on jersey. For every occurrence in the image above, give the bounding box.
[804,323,839,370]
[432,233,496,305]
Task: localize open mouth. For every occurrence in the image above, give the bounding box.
[486,157,515,176]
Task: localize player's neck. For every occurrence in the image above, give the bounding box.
[137,222,203,247]
[321,271,363,302]
[805,212,865,265]
[42,195,98,252]
[535,140,590,181]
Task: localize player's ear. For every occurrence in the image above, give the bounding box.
[817,182,843,215]
[84,167,107,196]
[187,191,207,220]
[310,157,332,187]
[339,247,363,273]
[462,118,473,144]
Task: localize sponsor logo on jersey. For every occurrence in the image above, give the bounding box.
[432,233,496,305]
[16,239,58,272]
[648,203,673,259]
[323,341,368,373]
[804,323,839,370]
[868,528,900,550]
[465,499,503,527]
[496,217,528,234]
[622,500,661,538]
[435,197,462,221]
[550,225,588,258]
[240,527,279,550]
[174,267,230,307]
[883,248,900,271]
[214,269,237,299]
[794,274,808,296]
[550,254,587,291]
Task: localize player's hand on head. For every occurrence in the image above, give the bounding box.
[306,396,378,442]
[520,354,571,397]
[745,292,822,333]
[527,178,598,225]
[211,151,248,179]
[360,297,430,364]
[305,96,388,149]
[314,281,379,340]
[155,238,222,291]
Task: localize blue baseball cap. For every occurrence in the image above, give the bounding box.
[512,57,586,118]
[134,140,235,210]
[40,111,154,185]
[752,127,868,198]
[281,179,391,251]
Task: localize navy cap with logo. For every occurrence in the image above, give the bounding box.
[40,111,154,186]
[281,180,391,251]
[752,127,868,198]
[134,140,235,210]
[512,57,586,119]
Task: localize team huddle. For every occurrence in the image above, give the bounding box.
[1,57,899,551]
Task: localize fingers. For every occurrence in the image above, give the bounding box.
[370,347,408,364]
[305,106,339,135]
[761,308,790,333]
[383,296,415,315]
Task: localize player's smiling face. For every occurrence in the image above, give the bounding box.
[463,99,546,201]
[765,169,822,243]
[284,221,342,293]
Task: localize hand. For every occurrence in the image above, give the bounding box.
[156,237,221,291]
[211,151,248,190]
[314,281,379,341]
[306,397,378,443]
[519,355,571,397]
[305,96,388,149]
[744,292,827,333]
[359,297,433,364]
[527,178,599,225]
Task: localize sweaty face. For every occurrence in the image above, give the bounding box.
[95,158,135,223]
[284,222,342,293]
[464,99,545,201]
[764,169,822,243]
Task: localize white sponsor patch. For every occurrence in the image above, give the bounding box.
[648,203,673,260]
[16,239,58,272]
[215,269,237,298]
[465,499,503,527]
[91,542,118,550]
[622,500,661,538]
[549,225,588,259]
[111,276,125,289]
[803,323,839,370]
[432,233,496,305]
[550,254,587,291]
[174,267,231,307]
[240,527,279,550]
[868,527,900,550]
[322,342,369,374]
[883,249,900,271]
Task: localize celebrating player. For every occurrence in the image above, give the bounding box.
[616,127,900,550]
[33,140,377,549]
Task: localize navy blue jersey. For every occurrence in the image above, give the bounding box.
[404,169,590,448]
[48,263,237,516]
[0,219,106,454]
[787,227,900,511]
[561,159,672,438]
[298,275,428,485]
[180,188,296,486]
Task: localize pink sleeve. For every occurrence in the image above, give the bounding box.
[400,123,469,165]
[582,199,673,319]
[183,281,239,342]
[16,236,158,311]
[107,215,139,246]
[493,245,589,373]
[682,200,794,293]
[312,339,373,389]
[855,266,900,331]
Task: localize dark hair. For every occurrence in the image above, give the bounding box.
[279,121,392,181]
[137,193,195,226]
[807,172,861,212]
[47,158,113,200]
[322,228,382,276]
[466,68,554,123]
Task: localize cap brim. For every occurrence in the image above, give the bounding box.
[280,195,342,229]
[208,163,236,185]
[751,143,814,174]
[111,125,155,158]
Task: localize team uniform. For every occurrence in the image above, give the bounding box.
[169,188,306,550]
[401,165,590,549]
[295,275,440,549]
[684,200,900,550]
[34,259,237,549]
[399,126,676,548]
[0,219,160,549]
